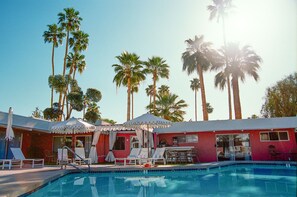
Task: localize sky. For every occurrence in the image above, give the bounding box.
[0,0,296,124]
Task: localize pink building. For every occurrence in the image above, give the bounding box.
[1,110,297,163]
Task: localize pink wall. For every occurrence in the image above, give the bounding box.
[157,128,297,162]
[112,133,136,159]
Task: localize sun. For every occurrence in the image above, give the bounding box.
[224,1,270,45]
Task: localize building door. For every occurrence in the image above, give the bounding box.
[216,134,251,161]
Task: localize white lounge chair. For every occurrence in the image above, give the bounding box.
[137,148,149,165]
[148,148,166,165]
[10,148,44,168]
[57,148,71,165]
[74,147,92,165]
[114,148,141,165]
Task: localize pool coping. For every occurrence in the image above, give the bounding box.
[1,161,296,197]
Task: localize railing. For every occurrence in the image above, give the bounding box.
[60,146,91,173]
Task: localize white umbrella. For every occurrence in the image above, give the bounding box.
[123,113,171,157]
[50,117,96,134]
[50,117,95,154]
[5,107,15,158]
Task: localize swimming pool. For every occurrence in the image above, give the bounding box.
[26,164,296,197]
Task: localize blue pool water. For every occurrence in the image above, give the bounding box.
[27,164,297,197]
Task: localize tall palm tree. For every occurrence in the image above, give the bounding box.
[145,85,154,112]
[190,78,200,121]
[221,43,262,119]
[208,0,233,119]
[63,30,88,119]
[144,56,169,114]
[130,83,139,119]
[58,8,82,120]
[43,24,65,107]
[113,51,146,121]
[58,8,82,77]
[147,93,188,122]
[182,35,213,121]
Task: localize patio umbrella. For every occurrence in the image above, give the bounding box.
[50,117,96,134]
[50,117,95,150]
[123,113,171,157]
[5,107,15,158]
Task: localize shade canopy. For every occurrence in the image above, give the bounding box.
[123,113,172,130]
[5,107,14,141]
[50,117,96,134]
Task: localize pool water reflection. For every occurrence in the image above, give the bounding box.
[27,164,297,197]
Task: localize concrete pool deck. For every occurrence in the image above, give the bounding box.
[0,161,295,197]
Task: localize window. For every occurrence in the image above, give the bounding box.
[176,135,198,143]
[113,137,125,150]
[279,132,289,140]
[260,131,289,141]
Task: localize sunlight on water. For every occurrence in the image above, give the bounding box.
[27,165,297,197]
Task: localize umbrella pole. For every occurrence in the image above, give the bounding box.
[4,140,9,159]
[147,125,149,158]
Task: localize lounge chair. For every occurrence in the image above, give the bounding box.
[150,148,166,165]
[136,148,149,165]
[74,147,92,165]
[57,148,71,165]
[10,148,44,168]
[114,148,141,165]
[0,159,23,169]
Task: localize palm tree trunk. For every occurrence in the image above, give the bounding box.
[58,30,69,121]
[58,92,63,121]
[232,77,242,119]
[73,68,77,80]
[227,76,233,119]
[149,95,152,113]
[63,31,70,76]
[194,89,197,121]
[131,92,134,119]
[153,71,157,113]
[51,43,55,107]
[222,16,233,120]
[197,64,208,121]
[127,77,131,121]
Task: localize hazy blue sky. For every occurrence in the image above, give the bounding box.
[0,0,296,123]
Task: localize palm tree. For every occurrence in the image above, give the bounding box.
[208,0,233,119]
[58,8,82,120]
[69,30,89,53]
[206,102,214,114]
[144,56,169,114]
[158,85,170,96]
[62,30,88,119]
[182,35,213,121]
[113,51,146,121]
[190,78,200,121]
[58,8,82,76]
[222,43,262,119]
[66,52,86,80]
[43,24,65,107]
[147,93,188,122]
[145,85,154,112]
